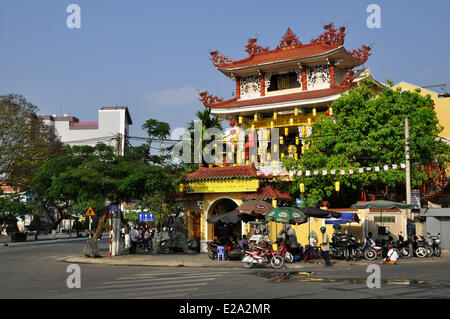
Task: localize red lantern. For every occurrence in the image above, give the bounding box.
[230,121,236,127]
[325,109,330,116]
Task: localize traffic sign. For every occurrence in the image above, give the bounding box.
[109,204,119,212]
[85,206,96,217]
[138,213,154,222]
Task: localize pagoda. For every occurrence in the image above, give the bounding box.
[180,24,373,252]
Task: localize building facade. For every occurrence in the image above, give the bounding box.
[179,25,375,252]
[40,106,132,155]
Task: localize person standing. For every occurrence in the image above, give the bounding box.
[320,226,332,266]
[129,227,139,254]
[143,228,151,252]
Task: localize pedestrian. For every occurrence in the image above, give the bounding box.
[129,227,139,254]
[143,228,151,252]
[383,244,398,265]
[320,226,332,266]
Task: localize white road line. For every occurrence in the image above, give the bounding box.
[116,273,224,282]
[100,276,219,286]
[88,281,209,291]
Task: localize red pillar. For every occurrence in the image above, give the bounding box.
[260,73,265,96]
[329,62,335,87]
[302,66,308,91]
[236,77,241,100]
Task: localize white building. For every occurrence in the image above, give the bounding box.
[40,106,132,155]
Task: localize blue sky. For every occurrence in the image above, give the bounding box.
[1,0,449,140]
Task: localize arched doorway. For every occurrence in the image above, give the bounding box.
[206,197,240,243]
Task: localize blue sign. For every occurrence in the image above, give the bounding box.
[109,205,119,212]
[296,198,305,208]
[138,213,154,222]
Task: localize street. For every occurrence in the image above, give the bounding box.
[1,240,450,299]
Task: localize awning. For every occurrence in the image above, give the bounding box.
[325,212,360,225]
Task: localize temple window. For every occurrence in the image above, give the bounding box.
[267,72,300,92]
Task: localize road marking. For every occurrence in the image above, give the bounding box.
[88,281,209,291]
[116,273,224,281]
[116,288,201,299]
[100,276,219,286]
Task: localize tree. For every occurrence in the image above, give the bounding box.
[0,94,63,190]
[32,143,177,254]
[141,118,171,165]
[28,214,45,240]
[282,79,450,207]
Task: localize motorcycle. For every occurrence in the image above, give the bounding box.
[277,241,294,263]
[241,243,284,269]
[427,232,441,257]
[412,236,428,258]
[392,235,412,259]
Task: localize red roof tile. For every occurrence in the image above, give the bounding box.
[241,184,291,200]
[208,86,349,109]
[184,164,258,181]
[217,42,342,70]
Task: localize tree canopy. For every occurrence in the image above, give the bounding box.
[282,80,450,207]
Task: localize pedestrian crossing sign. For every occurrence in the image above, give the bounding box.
[85,206,96,217]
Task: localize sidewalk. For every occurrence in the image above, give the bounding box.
[64,250,450,269]
[1,232,108,247]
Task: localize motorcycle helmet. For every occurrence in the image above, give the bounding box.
[320,226,326,232]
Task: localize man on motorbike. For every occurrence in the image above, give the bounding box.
[320,226,332,266]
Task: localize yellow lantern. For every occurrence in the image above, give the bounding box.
[246,160,249,165]
[301,145,306,154]
[307,118,311,126]
[273,144,278,152]
[296,136,300,145]
[313,107,317,116]
[290,117,294,125]
[335,181,340,192]
[270,121,274,129]
[329,107,334,116]
[179,184,184,192]
[273,112,277,120]
[272,161,277,169]
[285,127,289,136]
[294,107,299,116]
[302,126,306,137]
[217,116,221,123]
[267,152,271,161]
[254,113,258,122]
[280,136,284,145]
[239,116,243,125]
[281,153,285,158]
[267,130,271,139]
[260,160,264,167]
[300,183,305,193]
[272,199,277,208]
[294,153,298,160]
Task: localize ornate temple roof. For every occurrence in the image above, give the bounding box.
[240,184,291,200]
[183,164,258,182]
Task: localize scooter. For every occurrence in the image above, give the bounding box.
[412,236,428,258]
[427,232,441,257]
[241,243,284,269]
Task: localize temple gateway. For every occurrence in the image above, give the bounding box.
[179,24,377,252]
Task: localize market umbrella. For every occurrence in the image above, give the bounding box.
[237,200,273,216]
[206,209,256,224]
[265,207,307,225]
[299,207,341,219]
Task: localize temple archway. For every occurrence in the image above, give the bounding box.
[205,197,240,244]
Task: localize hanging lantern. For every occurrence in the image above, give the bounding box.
[179,184,184,193]
[307,118,311,126]
[329,107,333,116]
[246,160,249,165]
[285,127,289,136]
[302,126,306,137]
[290,118,294,125]
[260,160,264,167]
[272,199,277,208]
[299,183,305,193]
[254,113,258,122]
[251,124,255,129]
[238,116,243,125]
[294,153,298,160]
[230,120,236,127]
[267,152,271,161]
[281,153,285,158]
[296,136,300,145]
[270,121,274,129]
[257,147,261,155]
[335,181,340,192]
[273,112,277,120]
[217,116,221,123]
[280,136,284,145]
[301,145,306,154]
[294,107,299,116]
[267,130,271,139]
[272,161,277,169]
[313,107,317,116]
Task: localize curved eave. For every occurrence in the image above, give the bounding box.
[209,91,345,116]
[216,45,362,77]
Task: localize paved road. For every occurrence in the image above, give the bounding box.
[1,240,450,299]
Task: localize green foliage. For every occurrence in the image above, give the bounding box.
[282,80,450,207]
[28,214,45,232]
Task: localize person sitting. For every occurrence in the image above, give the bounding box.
[383,244,398,265]
[238,235,249,250]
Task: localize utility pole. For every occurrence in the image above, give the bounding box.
[116,133,123,156]
[405,118,413,254]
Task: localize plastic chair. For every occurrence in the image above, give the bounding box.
[217,246,225,261]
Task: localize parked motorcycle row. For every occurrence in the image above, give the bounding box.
[330,232,441,261]
[207,231,441,268]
